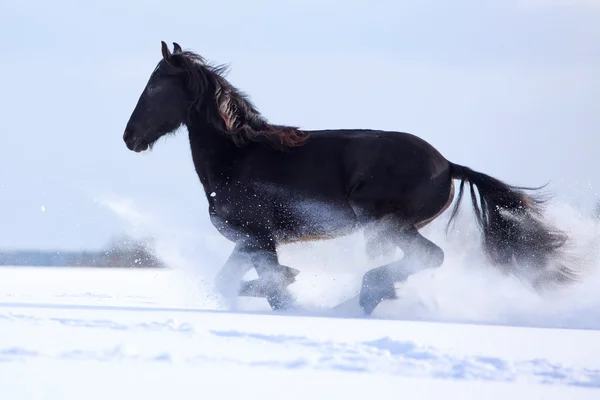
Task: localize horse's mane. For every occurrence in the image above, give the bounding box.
[170,50,309,150]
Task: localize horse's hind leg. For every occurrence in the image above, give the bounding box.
[359,225,444,315]
[364,220,397,260]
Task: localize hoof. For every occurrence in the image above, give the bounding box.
[239,264,299,297]
[281,265,300,284]
[237,279,296,311]
[266,288,296,311]
[358,267,397,315]
[359,288,397,315]
[359,299,378,316]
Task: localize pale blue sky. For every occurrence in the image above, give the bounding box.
[1,0,599,251]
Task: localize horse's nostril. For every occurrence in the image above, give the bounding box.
[123,129,137,151]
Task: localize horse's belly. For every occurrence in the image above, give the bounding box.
[275,199,359,244]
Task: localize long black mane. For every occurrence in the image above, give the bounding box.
[168,50,309,150]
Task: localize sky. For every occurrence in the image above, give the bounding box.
[1,0,599,251]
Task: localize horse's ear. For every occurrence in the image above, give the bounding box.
[173,42,182,54]
[161,41,172,61]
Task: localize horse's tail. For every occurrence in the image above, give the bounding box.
[447,162,579,288]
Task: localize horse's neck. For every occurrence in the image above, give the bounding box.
[187,117,239,194]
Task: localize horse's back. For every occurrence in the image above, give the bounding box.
[304,128,449,182]
[306,128,447,161]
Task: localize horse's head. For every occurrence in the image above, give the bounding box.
[123,41,308,153]
[123,41,192,152]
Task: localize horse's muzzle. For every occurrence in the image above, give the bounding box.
[123,129,134,149]
[123,129,148,152]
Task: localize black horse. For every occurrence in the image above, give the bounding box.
[123,41,579,315]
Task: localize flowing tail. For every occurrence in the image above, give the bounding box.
[447,162,579,288]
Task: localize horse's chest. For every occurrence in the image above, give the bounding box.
[209,190,271,223]
[212,201,237,220]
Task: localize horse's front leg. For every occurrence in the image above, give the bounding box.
[214,240,298,311]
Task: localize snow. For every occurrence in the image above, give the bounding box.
[2,202,600,399]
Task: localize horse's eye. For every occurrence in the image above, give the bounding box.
[147,85,160,95]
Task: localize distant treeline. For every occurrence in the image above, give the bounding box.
[0,235,166,268]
